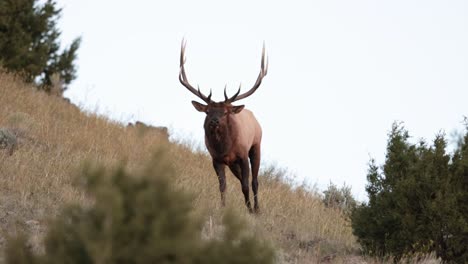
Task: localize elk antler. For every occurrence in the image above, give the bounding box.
[225,43,268,103]
[179,39,212,103]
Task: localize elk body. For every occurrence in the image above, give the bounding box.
[179,40,268,213]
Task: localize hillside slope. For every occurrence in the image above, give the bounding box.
[0,71,360,263]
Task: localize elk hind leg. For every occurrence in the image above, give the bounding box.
[228,163,242,182]
[240,158,253,213]
[249,145,261,213]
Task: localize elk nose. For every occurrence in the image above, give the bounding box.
[210,118,219,126]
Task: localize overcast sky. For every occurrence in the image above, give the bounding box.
[57,0,468,200]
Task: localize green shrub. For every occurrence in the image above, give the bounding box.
[0,0,80,91]
[5,152,275,264]
[351,122,468,263]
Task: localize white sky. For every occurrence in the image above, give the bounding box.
[57,0,468,200]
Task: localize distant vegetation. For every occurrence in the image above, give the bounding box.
[352,122,468,263]
[0,0,80,92]
[322,182,357,217]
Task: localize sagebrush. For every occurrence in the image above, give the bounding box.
[5,153,274,263]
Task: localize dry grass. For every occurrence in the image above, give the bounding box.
[0,71,440,263]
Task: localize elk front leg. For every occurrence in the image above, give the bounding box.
[240,158,253,213]
[213,161,227,207]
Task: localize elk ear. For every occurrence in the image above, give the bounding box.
[192,101,208,112]
[231,105,245,114]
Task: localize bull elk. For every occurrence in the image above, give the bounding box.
[179,40,268,213]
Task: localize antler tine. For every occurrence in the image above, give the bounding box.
[229,43,268,102]
[224,83,242,103]
[199,86,212,102]
[224,84,228,101]
[179,39,212,103]
[263,44,269,76]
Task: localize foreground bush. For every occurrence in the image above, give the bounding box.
[351,122,468,263]
[5,152,274,264]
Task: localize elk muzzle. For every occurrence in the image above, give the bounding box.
[209,118,220,128]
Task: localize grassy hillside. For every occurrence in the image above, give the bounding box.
[0,71,440,263]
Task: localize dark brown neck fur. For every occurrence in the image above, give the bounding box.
[204,115,237,158]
